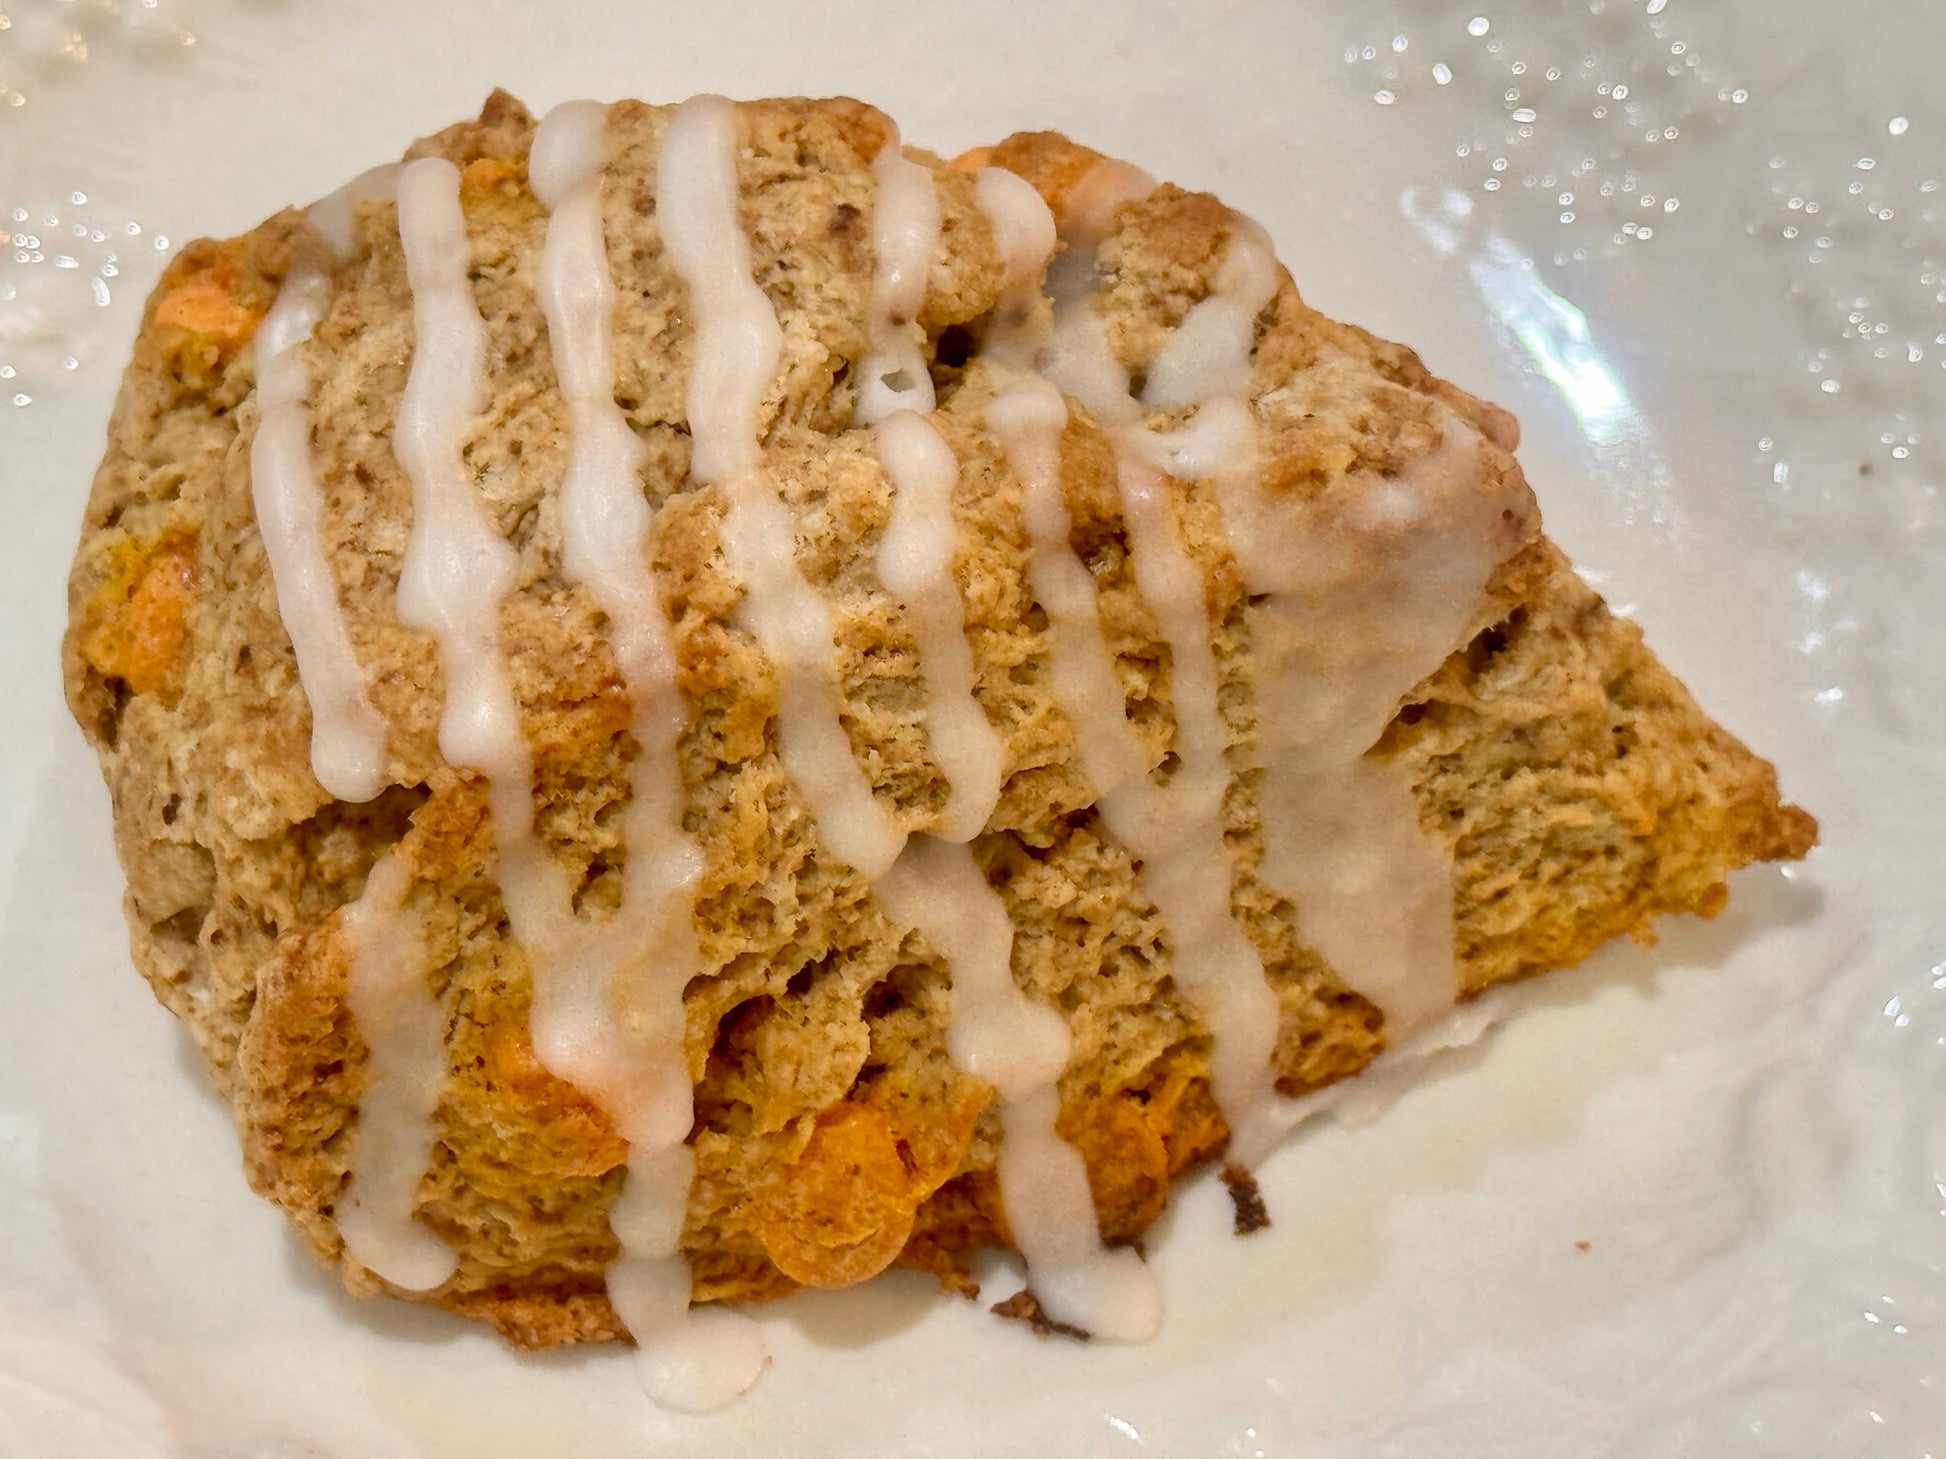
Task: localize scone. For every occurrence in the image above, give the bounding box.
[62,90,1815,1408]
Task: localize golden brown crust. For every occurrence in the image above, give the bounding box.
[64,94,1814,1348]
[1382,539,1819,994]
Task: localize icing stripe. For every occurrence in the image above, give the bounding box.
[873,410,1002,842]
[251,263,390,803]
[987,379,1148,799]
[996,1088,1158,1337]
[604,1143,772,1410]
[390,159,571,993]
[980,179,1293,1162]
[373,156,532,1294]
[1129,222,1294,593]
[867,165,1157,1338]
[1139,215,1278,412]
[392,156,580,972]
[532,100,765,1413]
[656,95,780,487]
[392,158,529,793]
[1097,450,1282,1160]
[393,155,744,1381]
[659,94,904,882]
[1041,303,1142,429]
[530,99,705,1147]
[875,842,1160,1342]
[972,167,1057,370]
[855,140,939,426]
[984,369,1285,1160]
[335,849,457,1292]
[1043,157,1155,304]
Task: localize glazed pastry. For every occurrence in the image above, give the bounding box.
[62,91,1814,1408]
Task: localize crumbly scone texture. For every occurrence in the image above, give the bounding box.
[63,92,1816,1348]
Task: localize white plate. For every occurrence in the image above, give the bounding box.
[3,2,1940,1454]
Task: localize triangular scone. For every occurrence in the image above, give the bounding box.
[64,93,1813,1358]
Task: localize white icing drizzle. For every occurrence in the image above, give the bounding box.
[308,162,403,259]
[1030,157,1159,421]
[390,160,585,1015]
[983,353,1286,1160]
[878,841,1062,1099]
[250,262,390,803]
[532,101,689,1093]
[986,379,1148,798]
[654,97,777,488]
[659,93,904,882]
[392,158,527,784]
[873,410,1002,842]
[1139,215,1278,412]
[1043,157,1156,304]
[971,167,1057,370]
[876,841,1160,1342]
[863,165,1158,1337]
[1042,299,1142,427]
[528,100,765,1413]
[330,107,1525,1401]
[390,164,601,1113]
[984,179,1466,1166]
[335,850,458,1292]
[1097,449,1284,1160]
[530,99,706,1143]
[995,1087,1159,1337]
[965,177,1227,1312]
[1063,158,1160,241]
[391,152,765,1409]
[605,1145,770,1411]
[855,139,939,426]
[1137,394,1258,481]
[1124,224,1295,592]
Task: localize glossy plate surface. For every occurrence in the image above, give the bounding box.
[2,2,1939,1453]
